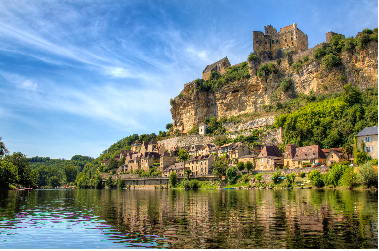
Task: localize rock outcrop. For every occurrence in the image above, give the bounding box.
[170,41,378,133]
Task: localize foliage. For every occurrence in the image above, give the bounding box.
[187,125,199,135]
[274,87,377,149]
[6,152,37,188]
[354,137,370,165]
[357,161,378,188]
[280,78,292,92]
[226,166,238,184]
[285,173,296,187]
[248,53,257,62]
[256,173,263,183]
[308,170,324,188]
[185,169,192,179]
[0,160,18,189]
[339,167,357,188]
[188,179,200,190]
[0,137,9,156]
[290,61,303,73]
[105,175,114,188]
[314,47,327,59]
[178,93,183,99]
[177,149,189,162]
[213,135,232,146]
[325,162,349,187]
[271,171,282,184]
[257,63,278,77]
[166,123,173,130]
[237,162,245,171]
[212,158,228,179]
[117,178,125,189]
[245,161,254,174]
[170,98,175,106]
[298,172,306,178]
[169,172,177,188]
[321,53,341,69]
[48,176,61,188]
[91,174,103,189]
[196,62,250,92]
[205,116,226,135]
[276,59,281,65]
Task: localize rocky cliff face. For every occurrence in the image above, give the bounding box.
[171,41,378,133]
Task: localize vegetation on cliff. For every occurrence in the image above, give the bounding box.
[274,84,378,149]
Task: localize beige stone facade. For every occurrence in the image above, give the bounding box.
[188,155,214,176]
[356,126,378,160]
[202,57,231,80]
[160,154,177,172]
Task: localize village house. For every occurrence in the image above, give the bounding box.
[237,154,255,166]
[187,154,215,176]
[356,126,378,160]
[163,162,186,177]
[199,122,208,135]
[228,142,251,161]
[160,152,177,172]
[255,145,283,170]
[189,144,205,158]
[324,148,348,166]
[284,144,298,168]
[198,143,217,156]
[131,140,142,152]
[291,145,326,168]
[140,152,161,172]
[101,159,109,166]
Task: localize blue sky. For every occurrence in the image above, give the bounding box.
[0,0,377,159]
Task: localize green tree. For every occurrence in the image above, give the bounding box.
[0,137,9,156]
[117,177,125,189]
[357,161,378,188]
[226,166,238,184]
[212,158,228,180]
[285,173,296,187]
[308,170,324,188]
[271,171,282,184]
[166,123,173,130]
[185,169,192,179]
[48,176,61,188]
[237,162,245,172]
[169,172,177,188]
[108,159,118,171]
[177,149,189,162]
[105,175,114,188]
[0,160,18,189]
[256,173,263,183]
[91,173,103,189]
[7,152,37,188]
[246,161,254,174]
[354,137,369,165]
[64,164,78,184]
[342,83,362,106]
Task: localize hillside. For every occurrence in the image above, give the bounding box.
[170,29,378,133]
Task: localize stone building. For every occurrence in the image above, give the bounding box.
[325,31,344,43]
[202,57,231,80]
[355,126,378,160]
[252,23,308,57]
[199,123,208,135]
[255,145,283,170]
[324,148,348,166]
[187,155,215,176]
[160,152,177,172]
[291,145,326,168]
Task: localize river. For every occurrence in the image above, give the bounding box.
[0,189,377,249]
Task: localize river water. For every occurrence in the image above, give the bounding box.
[0,189,377,249]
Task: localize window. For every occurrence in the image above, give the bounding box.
[364,136,372,142]
[365,146,372,152]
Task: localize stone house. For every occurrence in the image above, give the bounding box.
[255,145,283,170]
[139,142,150,154]
[160,152,177,172]
[228,142,251,161]
[324,148,348,166]
[291,145,326,168]
[127,153,143,172]
[131,140,142,152]
[140,152,161,172]
[217,143,235,157]
[147,138,159,152]
[189,144,205,158]
[163,162,186,177]
[356,126,378,160]
[187,155,215,176]
[101,159,109,166]
[114,154,121,161]
[284,144,298,168]
[198,144,217,156]
[237,154,255,167]
[202,57,231,80]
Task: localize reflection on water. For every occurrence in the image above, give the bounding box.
[0,189,377,249]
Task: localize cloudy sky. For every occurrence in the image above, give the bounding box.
[0,0,377,159]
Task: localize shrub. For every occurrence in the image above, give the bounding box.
[339,167,357,188]
[117,177,125,189]
[169,172,177,188]
[325,162,348,187]
[170,98,175,106]
[308,170,324,188]
[276,59,281,65]
[291,62,303,73]
[285,173,296,187]
[226,166,238,185]
[256,173,263,183]
[257,63,278,77]
[248,53,257,62]
[298,172,306,178]
[280,78,292,92]
[271,171,282,184]
[189,179,200,190]
[187,125,199,135]
[357,161,378,188]
[237,162,245,171]
[322,53,341,69]
[178,93,184,99]
[303,55,310,62]
[314,47,327,59]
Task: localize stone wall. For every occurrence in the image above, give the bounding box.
[158,134,216,151]
[223,116,275,132]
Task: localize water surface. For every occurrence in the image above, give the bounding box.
[0,189,377,248]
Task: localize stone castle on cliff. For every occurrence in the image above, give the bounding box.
[201,23,342,79]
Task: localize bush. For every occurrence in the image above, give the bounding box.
[276,59,281,65]
[170,98,175,106]
[322,53,341,69]
[298,172,306,178]
[325,163,348,187]
[271,171,282,184]
[187,125,199,135]
[303,55,310,62]
[339,167,357,188]
[226,166,238,185]
[308,170,324,188]
[178,93,184,99]
[280,78,292,92]
[169,172,177,188]
[314,47,327,59]
[291,62,303,73]
[237,162,245,171]
[285,173,296,187]
[357,161,378,188]
[256,173,263,183]
[257,63,278,77]
[248,53,257,62]
[189,179,200,190]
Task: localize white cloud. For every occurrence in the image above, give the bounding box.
[21,80,38,91]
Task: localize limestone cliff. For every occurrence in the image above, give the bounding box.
[170,41,378,133]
